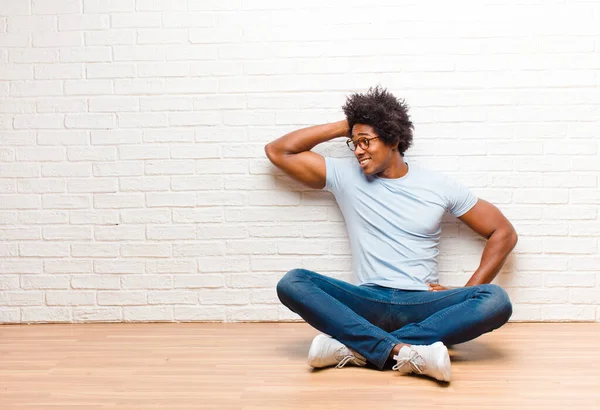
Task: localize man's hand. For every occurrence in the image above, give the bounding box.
[427,283,451,292]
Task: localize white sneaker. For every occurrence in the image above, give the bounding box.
[392,342,451,382]
[307,334,367,369]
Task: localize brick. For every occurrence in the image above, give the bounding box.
[21,275,70,289]
[0,260,42,274]
[94,260,145,274]
[69,210,118,225]
[74,307,122,322]
[38,130,87,145]
[171,176,222,191]
[43,194,90,209]
[0,226,40,240]
[139,96,192,112]
[22,307,71,323]
[9,49,58,63]
[124,306,172,322]
[11,81,63,97]
[118,113,167,128]
[138,63,189,78]
[33,32,82,47]
[0,194,41,209]
[34,63,83,79]
[120,176,170,192]
[173,274,223,289]
[65,114,115,129]
[121,244,171,258]
[95,225,145,241]
[84,0,135,13]
[155,260,195,274]
[45,260,91,273]
[173,242,225,257]
[37,98,87,113]
[43,226,92,240]
[98,291,146,306]
[111,12,161,28]
[16,147,65,162]
[137,29,187,44]
[60,46,111,62]
[33,0,82,14]
[20,243,70,257]
[85,30,135,46]
[121,275,172,290]
[146,192,196,207]
[148,226,196,240]
[199,289,249,305]
[67,147,117,162]
[170,145,220,159]
[93,161,143,176]
[89,96,138,111]
[148,290,197,304]
[173,208,222,223]
[174,306,225,321]
[0,291,43,306]
[119,150,168,165]
[14,114,65,129]
[65,79,114,95]
[136,0,186,11]
[71,243,119,258]
[94,193,144,209]
[144,129,194,143]
[59,15,109,31]
[91,130,142,145]
[0,308,20,323]
[71,275,120,289]
[17,210,68,224]
[120,209,170,224]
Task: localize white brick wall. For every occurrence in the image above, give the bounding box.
[1,0,599,324]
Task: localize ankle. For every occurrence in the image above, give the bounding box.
[390,343,410,359]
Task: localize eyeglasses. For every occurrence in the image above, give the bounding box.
[346,136,379,151]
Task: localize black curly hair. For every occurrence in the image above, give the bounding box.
[342,86,414,156]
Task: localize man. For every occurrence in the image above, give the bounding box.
[264,86,517,382]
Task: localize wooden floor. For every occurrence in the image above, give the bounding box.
[1,323,599,409]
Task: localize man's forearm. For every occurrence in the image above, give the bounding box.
[265,120,349,156]
[464,227,518,287]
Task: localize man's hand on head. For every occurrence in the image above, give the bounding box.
[427,283,451,292]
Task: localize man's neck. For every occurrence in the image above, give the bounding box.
[377,154,408,179]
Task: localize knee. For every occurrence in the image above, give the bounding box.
[477,284,513,325]
[276,268,311,302]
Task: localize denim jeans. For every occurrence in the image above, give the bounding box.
[277,268,513,370]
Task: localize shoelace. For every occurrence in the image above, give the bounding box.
[392,348,426,374]
[336,355,357,368]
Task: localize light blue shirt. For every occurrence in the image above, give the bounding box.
[325,157,478,290]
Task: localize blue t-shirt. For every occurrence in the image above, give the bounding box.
[325,157,478,290]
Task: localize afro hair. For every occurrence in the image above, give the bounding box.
[342,86,414,155]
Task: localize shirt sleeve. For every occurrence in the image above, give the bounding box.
[324,157,346,194]
[444,175,478,217]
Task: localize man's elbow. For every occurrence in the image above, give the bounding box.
[506,227,518,251]
[264,142,277,164]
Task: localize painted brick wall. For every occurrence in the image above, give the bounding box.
[1,0,599,323]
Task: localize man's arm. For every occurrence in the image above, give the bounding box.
[264,120,349,189]
[459,199,518,286]
[429,199,517,291]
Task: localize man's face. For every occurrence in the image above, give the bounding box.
[350,124,397,176]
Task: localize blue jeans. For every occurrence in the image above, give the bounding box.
[277,268,513,370]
